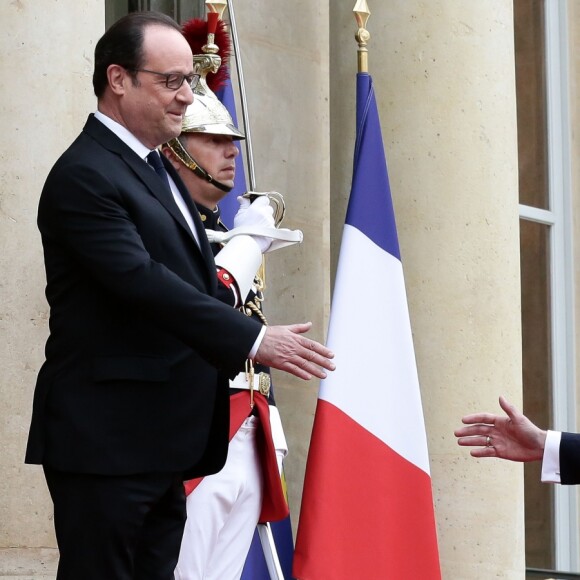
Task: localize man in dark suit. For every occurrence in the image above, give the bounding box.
[455,396,580,485]
[25,11,334,580]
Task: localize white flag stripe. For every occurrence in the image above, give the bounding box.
[319,225,430,475]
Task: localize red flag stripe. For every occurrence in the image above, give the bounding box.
[293,400,440,580]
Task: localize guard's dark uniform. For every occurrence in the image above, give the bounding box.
[175,204,289,580]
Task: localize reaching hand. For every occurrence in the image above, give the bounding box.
[233,196,275,253]
[255,322,335,380]
[454,396,547,462]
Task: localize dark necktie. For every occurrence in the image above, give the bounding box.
[148,150,204,250]
[147,150,171,191]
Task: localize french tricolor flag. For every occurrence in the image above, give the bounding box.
[293,73,441,579]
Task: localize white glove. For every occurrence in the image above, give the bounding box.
[233,196,275,253]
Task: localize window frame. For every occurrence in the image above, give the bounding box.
[519,0,577,572]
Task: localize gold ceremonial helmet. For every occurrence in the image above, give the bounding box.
[165,16,244,192]
[180,54,245,140]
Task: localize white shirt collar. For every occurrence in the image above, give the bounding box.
[94,110,152,160]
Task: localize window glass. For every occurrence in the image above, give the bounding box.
[515,0,556,570]
[520,217,554,569]
[105,0,204,27]
[514,0,549,210]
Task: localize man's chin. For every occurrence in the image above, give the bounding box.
[166,116,184,135]
[160,126,182,144]
[219,176,235,190]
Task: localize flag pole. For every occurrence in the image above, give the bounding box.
[353,0,371,73]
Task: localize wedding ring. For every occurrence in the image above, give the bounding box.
[485,436,492,447]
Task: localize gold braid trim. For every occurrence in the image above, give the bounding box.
[244,300,267,324]
[241,274,267,324]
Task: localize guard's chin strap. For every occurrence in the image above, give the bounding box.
[168,137,233,193]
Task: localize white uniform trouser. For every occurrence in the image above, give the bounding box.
[174,415,263,580]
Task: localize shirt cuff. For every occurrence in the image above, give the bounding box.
[248,325,266,360]
[541,430,562,483]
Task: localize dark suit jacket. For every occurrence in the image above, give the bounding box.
[25,114,262,479]
[560,432,580,484]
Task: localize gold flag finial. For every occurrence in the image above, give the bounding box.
[353,0,371,73]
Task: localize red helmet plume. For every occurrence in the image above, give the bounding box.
[182,18,232,93]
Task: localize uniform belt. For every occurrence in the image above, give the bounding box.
[229,372,271,397]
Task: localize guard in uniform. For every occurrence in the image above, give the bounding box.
[162,17,291,580]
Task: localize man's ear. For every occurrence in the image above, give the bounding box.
[107,64,128,95]
[161,146,183,172]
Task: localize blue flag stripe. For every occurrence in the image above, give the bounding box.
[346,73,401,261]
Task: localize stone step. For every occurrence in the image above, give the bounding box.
[0,548,58,578]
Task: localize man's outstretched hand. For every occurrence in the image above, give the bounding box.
[454,396,546,462]
[256,322,335,380]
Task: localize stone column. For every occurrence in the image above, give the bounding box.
[234,2,332,527]
[328,1,523,577]
[0,0,104,552]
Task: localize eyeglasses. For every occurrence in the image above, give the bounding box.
[130,68,200,90]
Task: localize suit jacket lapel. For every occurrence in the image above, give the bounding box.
[82,115,217,291]
[161,156,216,279]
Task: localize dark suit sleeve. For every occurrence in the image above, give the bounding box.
[39,158,260,374]
[559,432,580,485]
